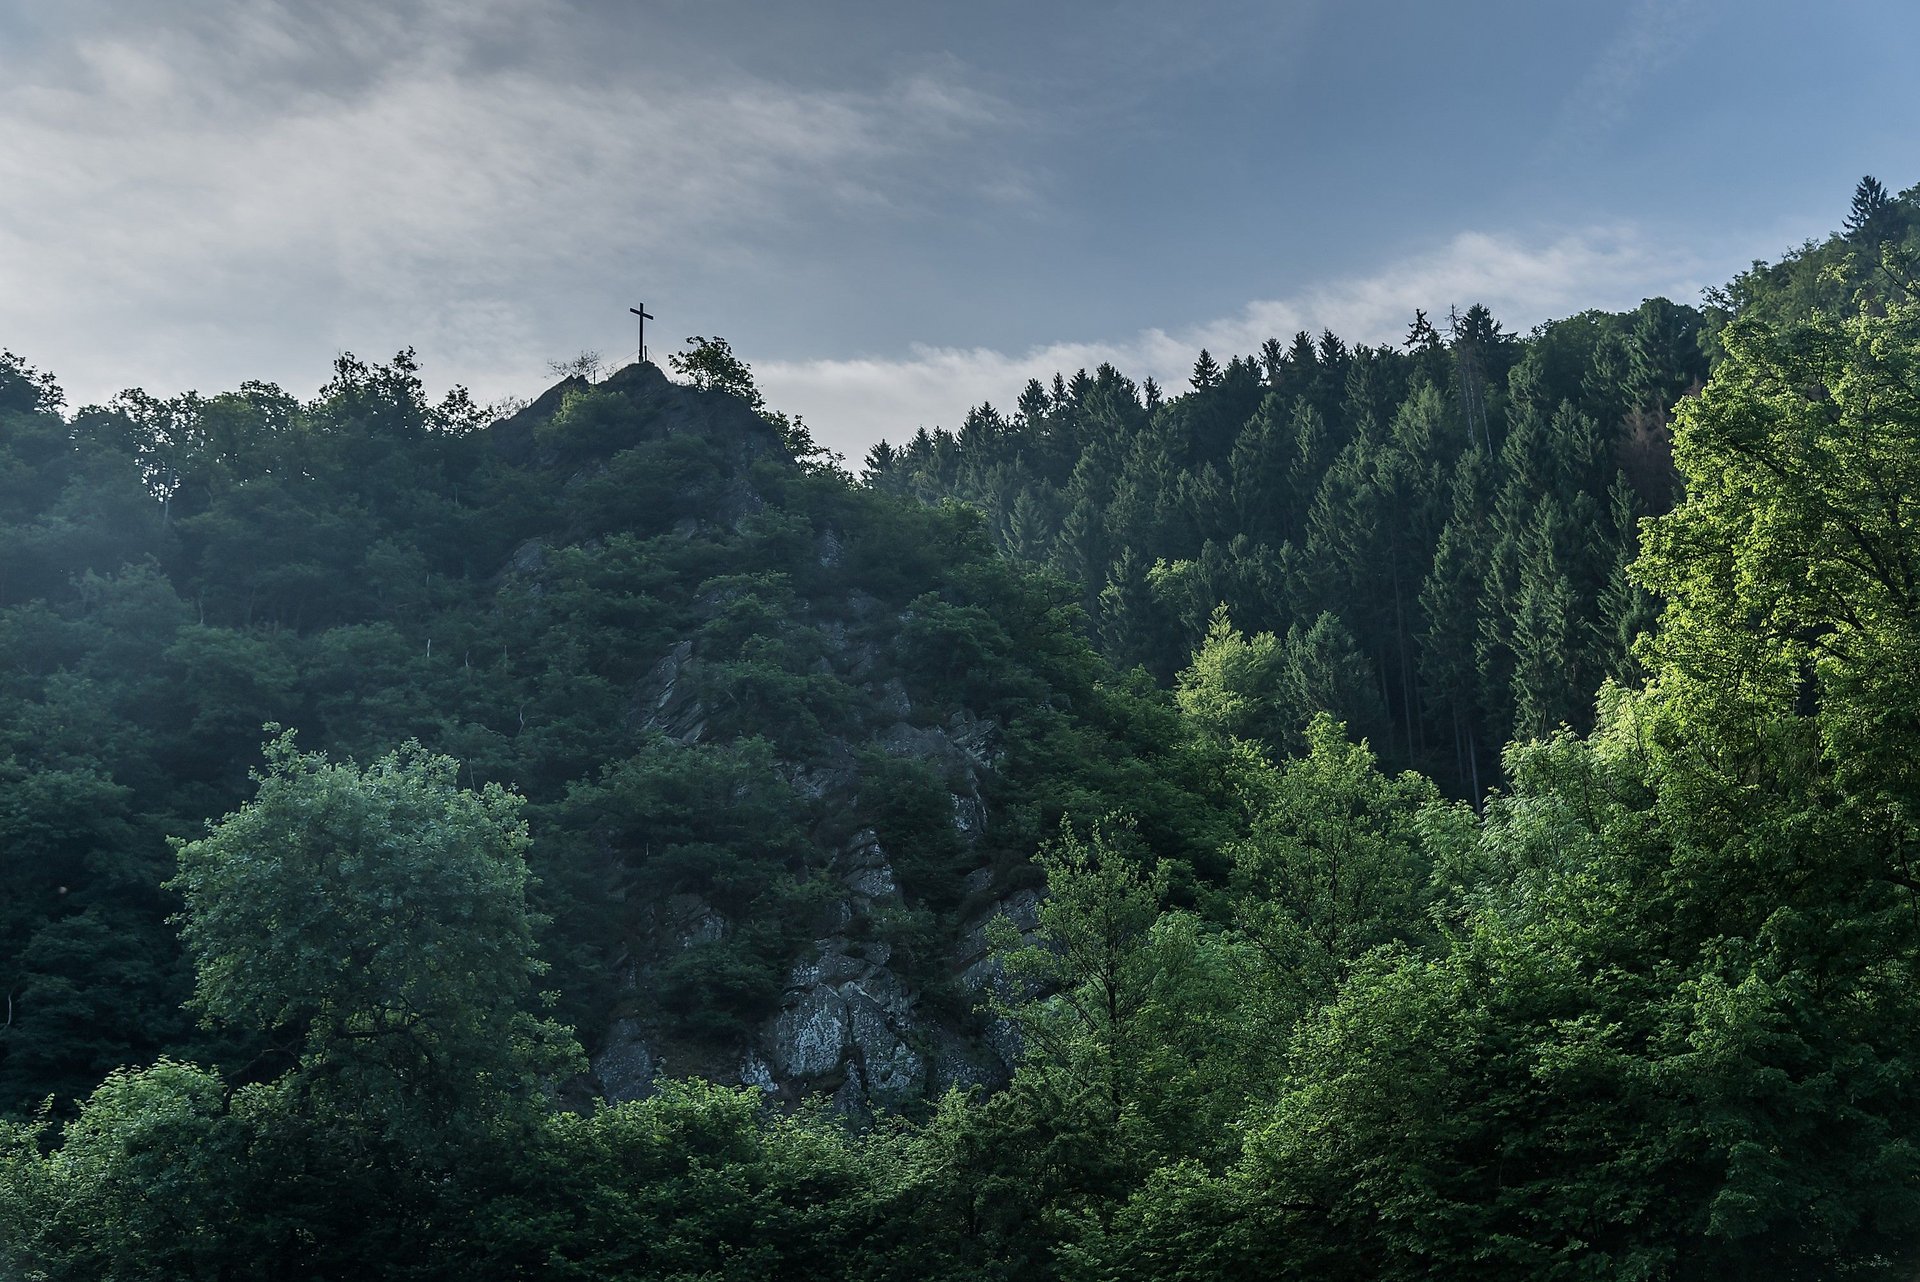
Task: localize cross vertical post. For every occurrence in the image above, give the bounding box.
[629,305,655,365]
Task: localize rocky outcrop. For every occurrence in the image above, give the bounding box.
[589,706,1033,1111]
[488,364,1049,1114]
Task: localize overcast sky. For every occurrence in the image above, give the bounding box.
[2,0,1914,457]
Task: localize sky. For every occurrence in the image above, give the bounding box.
[1,0,1915,458]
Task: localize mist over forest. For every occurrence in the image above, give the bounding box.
[3,175,1920,1279]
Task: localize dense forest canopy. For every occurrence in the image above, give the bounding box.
[1,176,1918,1279]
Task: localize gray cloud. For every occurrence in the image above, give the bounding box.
[0,0,1025,405]
[760,225,1734,460]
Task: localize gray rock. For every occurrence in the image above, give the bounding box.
[739,1052,778,1093]
[768,985,849,1079]
[832,1061,872,1122]
[952,793,988,835]
[955,889,1043,970]
[849,995,925,1106]
[666,894,728,946]
[872,678,912,719]
[593,1018,658,1103]
[928,1026,1009,1093]
[635,639,705,743]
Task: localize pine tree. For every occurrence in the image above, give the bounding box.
[1016,377,1051,426]
[1449,304,1513,452]
[1096,548,1163,674]
[1404,309,1443,354]
[1259,337,1286,384]
[1419,448,1495,798]
[1507,497,1585,741]
[1051,491,1107,616]
[1003,488,1056,561]
[1342,347,1395,446]
[1593,472,1658,685]
[1281,611,1387,753]
[1625,298,1705,415]
[1303,438,1376,623]
[1190,349,1223,391]
[1284,400,1332,543]
[1845,174,1893,244]
[1316,329,1349,372]
[1179,462,1231,548]
[861,440,901,490]
[1066,368,1094,407]
[1580,329,1631,430]
[1287,330,1318,370]
[1228,394,1295,545]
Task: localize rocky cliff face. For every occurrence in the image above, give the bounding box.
[589,601,1043,1114]
[488,363,1050,1112]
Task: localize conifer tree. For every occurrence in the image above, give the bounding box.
[861,440,900,488]
[1281,611,1386,753]
[1004,489,1055,562]
[1189,349,1222,391]
[1052,491,1108,617]
[1404,309,1442,355]
[1419,448,1495,797]
[1259,337,1286,385]
[1846,174,1893,245]
[1594,472,1657,686]
[1284,401,1332,543]
[1625,298,1705,414]
[1228,394,1295,545]
[1097,548,1163,674]
[1507,497,1585,740]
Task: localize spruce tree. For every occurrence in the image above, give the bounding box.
[1228,394,1295,545]
[1284,400,1332,544]
[1004,488,1055,562]
[1845,174,1893,244]
[1594,472,1658,685]
[1051,491,1107,617]
[1419,448,1495,797]
[1142,376,1163,413]
[1507,497,1585,741]
[1281,611,1387,753]
[1259,336,1286,385]
[1190,349,1223,391]
[1096,548,1163,673]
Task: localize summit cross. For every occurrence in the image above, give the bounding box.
[629,305,655,364]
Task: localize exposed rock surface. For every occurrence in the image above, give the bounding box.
[490,364,1052,1113]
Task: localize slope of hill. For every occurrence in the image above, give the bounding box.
[0,355,1222,1116]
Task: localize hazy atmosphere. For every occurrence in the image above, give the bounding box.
[8,5,1920,1278]
[4,0,1913,453]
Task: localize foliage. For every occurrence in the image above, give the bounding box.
[6,174,1920,1279]
[169,732,579,1116]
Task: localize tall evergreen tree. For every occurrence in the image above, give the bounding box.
[1419,447,1496,798]
[1507,497,1586,741]
[1189,349,1222,391]
[1594,472,1658,686]
[1846,174,1894,245]
[1097,548,1163,674]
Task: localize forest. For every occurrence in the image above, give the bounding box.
[0,176,1917,1279]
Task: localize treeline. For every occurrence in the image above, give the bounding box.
[866,287,1705,794]
[1,177,1919,1280]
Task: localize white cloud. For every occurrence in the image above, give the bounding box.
[757,225,1728,460]
[0,1,1018,406]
